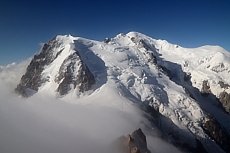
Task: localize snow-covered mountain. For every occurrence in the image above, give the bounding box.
[15,32,230,153]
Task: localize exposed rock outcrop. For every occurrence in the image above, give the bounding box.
[131,37,157,65]
[117,129,151,153]
[15,36,63,97]
[203,114,230,152]
[201,80,211,97]
[55,51,95,95]
[104,37,110,43]
[218,81,230,89]
[218,91,230,113]
[211,63,227,73]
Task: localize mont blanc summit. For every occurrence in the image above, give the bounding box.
[14,32,230,152]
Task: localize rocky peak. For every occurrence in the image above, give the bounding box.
[15,36,95,97]
[117,129,151,153]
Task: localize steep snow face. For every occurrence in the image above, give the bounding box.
[15,32,230,153]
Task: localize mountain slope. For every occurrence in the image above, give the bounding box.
[15,32,230,153]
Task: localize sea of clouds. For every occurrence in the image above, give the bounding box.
[0,60,181,153]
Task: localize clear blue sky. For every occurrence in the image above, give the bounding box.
[0,0,230,65]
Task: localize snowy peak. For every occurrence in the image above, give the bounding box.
[15,35,95,97]
[15,31,230,153]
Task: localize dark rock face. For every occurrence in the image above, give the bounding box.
[15,37,63,97]
[203,114,230,152]
[55,53,79,95]
[77,61,95,93]
[55,51,95,95]
[130,129,150,153]
[218,91,230,113]
[117,129,151,153]
[14,59,43,97]
[201,80,211,97]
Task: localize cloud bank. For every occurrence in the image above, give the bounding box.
[0,61,181,153]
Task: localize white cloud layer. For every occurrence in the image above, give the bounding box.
[0,61,181,153]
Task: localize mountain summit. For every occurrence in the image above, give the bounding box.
[15,32,230,152]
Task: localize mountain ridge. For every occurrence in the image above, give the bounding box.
[14,31,230,153]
